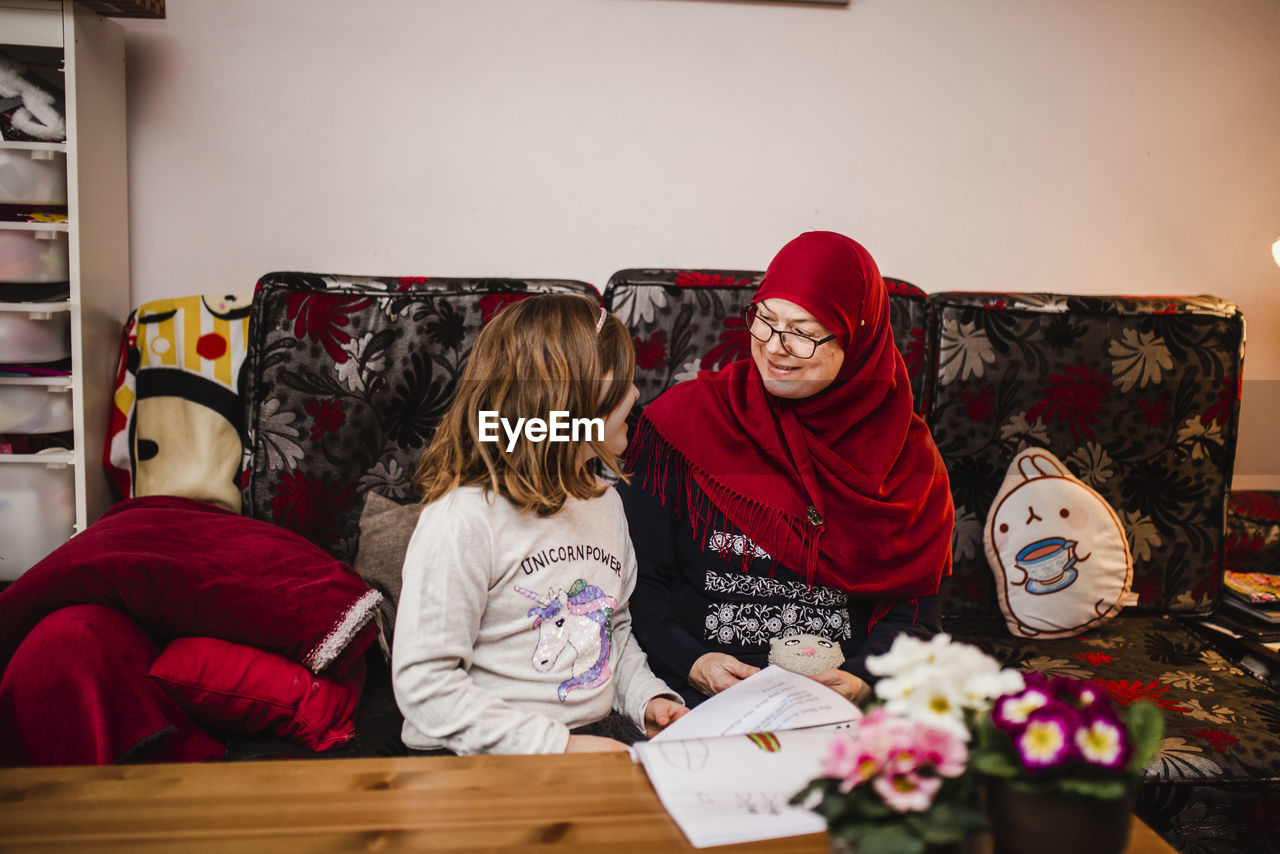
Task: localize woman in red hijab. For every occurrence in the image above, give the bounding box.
[619,231,954,705]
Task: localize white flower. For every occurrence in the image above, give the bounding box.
[1122,510,1162,563]
[1108,328,1172,392]
[951,506,982,563]
[872,670,927,704]
[887,681,972,742]
[1146,737,1222,780]
[1016,655,1095,679]
[869,634,1022,740]
[257,398,305,472]
[1000,411,1051,447]
[337,332,385,394]
[610,285,668,327]
[359,458,411,499]
[1177,417,1222,461]
[1008,294,1070,312]
[961,668,1026,708]
[1178,699,1236,725]
[1068,442,1115,487]
[1198,650,1243,675]
[938,317,996,384]
[672,359,702,384]
[866,633,956,678]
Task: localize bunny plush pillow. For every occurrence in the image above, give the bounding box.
[984,447,1135,638]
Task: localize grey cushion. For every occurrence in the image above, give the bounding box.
[353,492,422,650]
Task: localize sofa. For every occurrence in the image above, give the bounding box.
[10,268,1280,852]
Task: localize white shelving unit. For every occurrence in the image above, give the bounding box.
[1,0,130,579]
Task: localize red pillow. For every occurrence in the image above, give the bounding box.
[150,637,366,751]
[0,496,380,677]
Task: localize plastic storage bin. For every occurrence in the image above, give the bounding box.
[0,308,70,363]
[0,457,75,580]
[0,380,73,432]
[0,229,69,283]
[0,149,68,205]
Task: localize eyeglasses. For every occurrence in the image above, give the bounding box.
[742,304,835,360]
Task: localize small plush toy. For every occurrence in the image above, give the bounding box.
[767,634,845,676]
[984,446,1135,638]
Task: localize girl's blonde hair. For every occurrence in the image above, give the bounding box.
[415,293,635,516]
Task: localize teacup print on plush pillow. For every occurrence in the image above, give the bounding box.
[984,447,1134,639]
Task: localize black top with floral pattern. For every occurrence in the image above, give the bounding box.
[616,475,941,706]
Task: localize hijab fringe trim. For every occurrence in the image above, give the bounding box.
[630,418,821,585]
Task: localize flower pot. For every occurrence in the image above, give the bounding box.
[829,836,984,854]
[986,781,1135,854]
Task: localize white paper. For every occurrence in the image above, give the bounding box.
[651,665,860,743]
[634,667,863,847]
[634,728,838,847]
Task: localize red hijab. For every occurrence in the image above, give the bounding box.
[629,231,953,597]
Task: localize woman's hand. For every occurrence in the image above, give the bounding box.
[644,697,690,736]
[565,734,629,752]
[688,652,761,696]
[807,668,872,705]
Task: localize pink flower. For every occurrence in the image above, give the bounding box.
[1015,707,1079,770]
[674,271,754,289]
[1074,718,1131,770]
[478,293,527,324]
[914,725,968,778]
[822,732,878,791]
[873,772,941,813]
[284,293,370,363]
[634,332,668,370]
[1027,363,1109,441]
[821,706,968,810]
[992,688,1051,730]
[304,398,345,441]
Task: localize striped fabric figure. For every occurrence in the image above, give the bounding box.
[105,294,252,511]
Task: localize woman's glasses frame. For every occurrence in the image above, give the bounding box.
[742,304,836,360]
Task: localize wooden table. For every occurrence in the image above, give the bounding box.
[0,753,1176,852]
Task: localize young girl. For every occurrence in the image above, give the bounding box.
[392,294,688,755]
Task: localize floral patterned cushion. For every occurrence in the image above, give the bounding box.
[927,293,1245,619]
[950,615,1280,852]
[1226,491,1280,575]
[603,269,930,412]
[240,273,601,563]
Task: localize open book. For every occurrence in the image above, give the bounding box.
[631,665,862,848]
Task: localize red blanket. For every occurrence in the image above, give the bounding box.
[0,496,381,678]
[0,605,226,766]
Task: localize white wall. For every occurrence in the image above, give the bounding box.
[119,0,1280,488]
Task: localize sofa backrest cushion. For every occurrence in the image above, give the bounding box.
[926,293,1244,618]
[240,272,601,562]
[604,268,930,411]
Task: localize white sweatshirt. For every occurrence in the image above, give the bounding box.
[393,483,678,755]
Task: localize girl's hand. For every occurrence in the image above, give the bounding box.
[644,697,690,736]
[808,668,872,705]
[688,652,760,696]
[565,734,629,753]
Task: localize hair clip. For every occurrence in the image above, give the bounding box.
[596,306,608,333]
